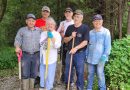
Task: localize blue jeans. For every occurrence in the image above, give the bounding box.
[40,62,56,90]
[86,63,106,90]
[65,51,85,90]
[21,52,40,79]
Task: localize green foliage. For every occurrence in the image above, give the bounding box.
[0,47,17,69]
[128,2,130,6]
[105,35,130,89]
[0,67,18,77]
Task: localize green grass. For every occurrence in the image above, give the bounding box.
[0,67,18,78]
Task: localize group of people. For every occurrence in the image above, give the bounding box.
[14,5,111,90]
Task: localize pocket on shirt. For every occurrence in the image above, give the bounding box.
[98,36,104,44]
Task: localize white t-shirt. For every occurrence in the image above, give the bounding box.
[57,20,74,35]
[40,31,61,64]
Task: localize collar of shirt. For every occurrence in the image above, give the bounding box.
[26,26,37,31]
[94,26,104,32]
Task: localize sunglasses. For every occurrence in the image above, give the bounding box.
[65,11,72,13]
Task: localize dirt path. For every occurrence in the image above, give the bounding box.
[0,76,77,90]
[0,76,19,90]
[0,63,87,90]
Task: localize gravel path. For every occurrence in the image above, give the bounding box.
[0,63,80,90]
[0,76,77,90]
[0,76,19,90]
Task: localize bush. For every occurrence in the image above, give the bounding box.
[105,35,130,89]
[0,47,17,69]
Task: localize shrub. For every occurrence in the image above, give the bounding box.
[105,35,130,89]
[0,47,17,69]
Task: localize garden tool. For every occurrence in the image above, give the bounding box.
[45,38,51,82]
[67,37,75,90]
[16,50,22,90]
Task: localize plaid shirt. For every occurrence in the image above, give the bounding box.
[14,26,42,53]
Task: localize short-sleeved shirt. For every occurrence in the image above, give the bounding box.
[35,18,46,28]
[14,27,42,53]
[65,24,89,52]
[57,20,74,34]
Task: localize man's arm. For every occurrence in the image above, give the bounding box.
[14,29,23,53]
[75,41,88,50]
[64,35,73,43]
[103,29,111,56]
[69,40,88,54]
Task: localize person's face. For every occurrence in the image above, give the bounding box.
[64,11,73,20]
[92,20,103,29]
[41,10,50,19]
[26,18,36,28]
[73,14,83,25]
[46,21,55,31]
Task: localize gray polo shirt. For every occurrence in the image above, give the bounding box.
[14,26,42,53]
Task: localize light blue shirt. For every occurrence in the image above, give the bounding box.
[86,27,111,64]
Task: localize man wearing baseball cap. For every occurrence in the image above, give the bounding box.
[57,7,74,84]
[34,5,51,87]
[64,9,89,90]
[35,6,50,31]
[14,13,41,90]
[86,14,111,90]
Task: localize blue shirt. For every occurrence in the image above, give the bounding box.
[86,27,111,64]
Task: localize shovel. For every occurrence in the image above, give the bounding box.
[16,50,22,90]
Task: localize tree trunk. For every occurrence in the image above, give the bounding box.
[0,0,7,22]
[109,0,115,40]
[127,4,130,35]
[118,0,123,39]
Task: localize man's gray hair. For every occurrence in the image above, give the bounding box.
[46,17,56,26]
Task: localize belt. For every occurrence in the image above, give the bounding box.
[23,51,39,54]
[68,50,85,53]
[76,50,85,53]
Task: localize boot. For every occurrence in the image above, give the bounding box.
[22,79,29,90]
[29,78,35,90]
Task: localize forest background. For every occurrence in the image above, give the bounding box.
[0,0,130,89]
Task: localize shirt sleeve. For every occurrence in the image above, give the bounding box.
[53,32,61,48]
[14,28,23,47]
[57,21,63,32]
[103,29,111,56]
[83,25,90,41]
[64,25,71,37]
[40,31,47,45]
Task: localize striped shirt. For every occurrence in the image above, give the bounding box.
[14,26,42,53]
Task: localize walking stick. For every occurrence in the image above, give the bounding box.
[16,50,22,90]
[67,38,75,90]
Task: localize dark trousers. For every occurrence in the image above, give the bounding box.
[65,51,85,90]
[60,44,67,82]
[21,52,40,79]
[61,44,75,83]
